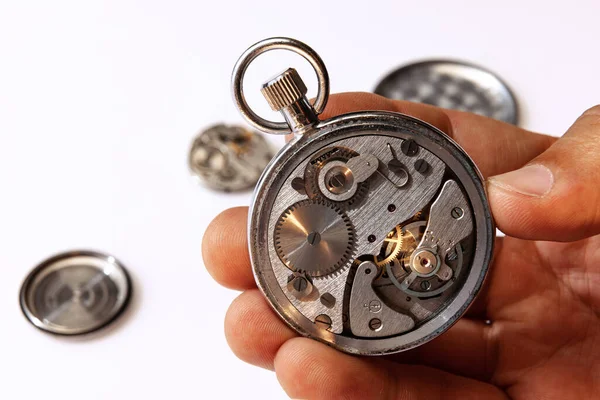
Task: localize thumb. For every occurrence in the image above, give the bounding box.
[487,105,600,241]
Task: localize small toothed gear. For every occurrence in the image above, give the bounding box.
[275,200,355,277]
[304,147,368,209]
[375,225,405,267]
[368,213,427,272]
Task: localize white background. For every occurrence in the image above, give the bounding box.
[1,1,599,399]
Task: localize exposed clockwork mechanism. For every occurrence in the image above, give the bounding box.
[233,37,494,355]
[275,200,355,277]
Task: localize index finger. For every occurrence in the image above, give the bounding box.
[305,92,555,178]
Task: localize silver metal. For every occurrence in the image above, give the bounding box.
[232,37,330,135]
[188,124,274,191]
[274,200,354,277]
[235,38,495,355]
[349,261,415,337]
[261,68,319,133]
[249,115,494,353]
[346,154,379,183]
[314,314,332,330]
[416,180,473,254]
[314,153,378,202]
[287,273,314,300]
[374,60,519,125]
[19,250,131,336]
[317,160,357,201]
[262,68,309,111]
[410,248,440,276]
[383,221,465,298]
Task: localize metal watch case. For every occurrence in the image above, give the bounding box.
[232,38,494,355]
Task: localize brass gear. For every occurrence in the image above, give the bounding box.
[374,225,405,267]
[373,212,426,270]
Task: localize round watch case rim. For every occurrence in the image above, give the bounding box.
[19,249,133,336]
[373,58,520,126]
[248,110,495,355]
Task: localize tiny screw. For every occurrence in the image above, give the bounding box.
[369,300,382,313]
[365,268,372,275]
[315,314,332,330]
[414,159,430,174]
[292,276,308,292]
[401,139,419,156]
[369,318,382,331]
[420,280,432,290]
[387,204,396,212]
[307,231,321,245]
[451,207,464,219]
[328,172,346,189]
[320,293,336,308]
[368,235,376,243]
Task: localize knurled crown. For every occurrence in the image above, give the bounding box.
[261,68,308,111]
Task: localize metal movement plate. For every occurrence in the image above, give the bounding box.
[188,124,274,191]
[249,112,494,355]
[20,250,131,336]
[374,60,519,124]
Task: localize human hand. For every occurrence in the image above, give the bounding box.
[203,93,600,399]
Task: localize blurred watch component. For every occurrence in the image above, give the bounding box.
[188,124,274,191]
[20,250,131,336]
[374,60,519,125]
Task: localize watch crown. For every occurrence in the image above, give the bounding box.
[261,68,307,111]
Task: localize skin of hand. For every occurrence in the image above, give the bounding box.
[202,92,600,399]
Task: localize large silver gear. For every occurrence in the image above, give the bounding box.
[275,200,355,277]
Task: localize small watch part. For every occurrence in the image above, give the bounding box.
[374,60,519,125]
[188,124,274,191]
[20,250,131,336]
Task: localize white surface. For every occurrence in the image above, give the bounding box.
[0,1,599,399]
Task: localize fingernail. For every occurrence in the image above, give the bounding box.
[488,164,554,197]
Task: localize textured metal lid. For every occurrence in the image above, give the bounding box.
[20,250,131,335]
[374,60,519,125]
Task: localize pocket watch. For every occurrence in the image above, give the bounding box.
[231,37,494,355]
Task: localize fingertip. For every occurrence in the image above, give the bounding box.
[486,178,587,241]
[319,92,452,135]
[274,338,337,399]
[274,338,390,400]
[487,180,540,239]
[580,104,600,117]
[202,206,255,290]
[224,289,295,370]
[319,92,397,120]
